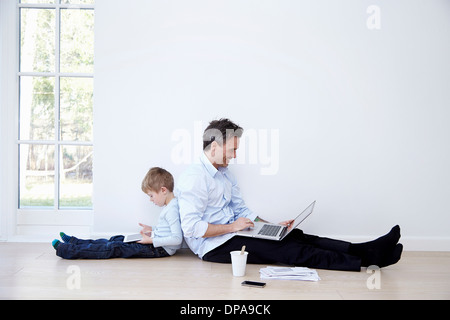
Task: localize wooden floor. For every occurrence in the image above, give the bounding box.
[0,243,449,300]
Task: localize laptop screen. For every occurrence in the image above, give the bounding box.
[281,201,316,239]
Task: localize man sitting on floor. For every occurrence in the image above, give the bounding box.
[176,118,402,271]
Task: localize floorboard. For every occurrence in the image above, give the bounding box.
[1,243,449,300]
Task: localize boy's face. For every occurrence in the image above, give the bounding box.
[145,188,168,207]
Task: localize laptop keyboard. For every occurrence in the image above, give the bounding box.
[258,224,282,237]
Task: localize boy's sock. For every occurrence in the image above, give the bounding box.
[52,239,61,250]
[60,232,72,243]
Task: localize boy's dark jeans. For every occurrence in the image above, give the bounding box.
[56,235,169,259]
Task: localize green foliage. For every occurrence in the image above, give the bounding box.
[19,4,94,209]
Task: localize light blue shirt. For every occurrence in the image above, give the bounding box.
[152,198,183,256]
[176,153,258,258]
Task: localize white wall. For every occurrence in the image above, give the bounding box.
[0,0,17,241]
[94,0,450,250]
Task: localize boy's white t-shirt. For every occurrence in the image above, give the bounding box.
[152,198,183,255]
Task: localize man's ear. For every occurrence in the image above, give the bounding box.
[210,141,218,157]
[161,187,168,194]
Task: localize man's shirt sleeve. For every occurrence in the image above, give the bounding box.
[177,173,209,239]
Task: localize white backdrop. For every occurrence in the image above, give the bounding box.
[93,0,450,250]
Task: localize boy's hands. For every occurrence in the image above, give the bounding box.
[137,223,153,244]
[137,230,153,244]
[139,223,152,233]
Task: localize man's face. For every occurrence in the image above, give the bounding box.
[215,136,240,168]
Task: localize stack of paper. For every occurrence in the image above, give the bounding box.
[260,266,320,282]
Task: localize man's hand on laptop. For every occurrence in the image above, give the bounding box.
[232,217,255,232]
[279,220,295,228]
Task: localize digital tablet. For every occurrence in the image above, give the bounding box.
[123,232,152,243]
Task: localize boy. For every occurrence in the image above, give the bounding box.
[52,167,182,259]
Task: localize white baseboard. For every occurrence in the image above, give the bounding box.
[326,235,450,252]
[3,232,449,252]
[398,236,450,251]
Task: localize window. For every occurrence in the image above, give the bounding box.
[18,0,94,210]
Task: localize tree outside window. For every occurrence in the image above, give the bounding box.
[18,0,94,209]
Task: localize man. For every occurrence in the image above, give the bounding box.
[176,118,402,271]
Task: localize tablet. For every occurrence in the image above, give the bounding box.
[123,232,153,243]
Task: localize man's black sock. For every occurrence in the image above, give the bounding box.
[348,225,401,267]
[381,243,403,268]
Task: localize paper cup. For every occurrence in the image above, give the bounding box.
[230,251,248,277]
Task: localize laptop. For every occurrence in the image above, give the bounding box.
[237,201,316,241]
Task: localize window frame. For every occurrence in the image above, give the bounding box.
[1,0,96,239]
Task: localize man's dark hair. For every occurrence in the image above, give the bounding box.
[203,118,244,150]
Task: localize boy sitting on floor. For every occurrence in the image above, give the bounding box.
[52,167,182,259]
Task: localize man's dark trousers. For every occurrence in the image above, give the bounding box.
[203,229,361,271]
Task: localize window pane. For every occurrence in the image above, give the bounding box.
[60,146,93,209]
[60,77,93,141]
[61,0,95,4]
[20,76,55,141]
[20,8,55,73]
[20,1,56,3]
[60,9,94,73]
[19,144,55,208]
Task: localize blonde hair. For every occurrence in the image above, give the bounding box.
[141,167,174,193]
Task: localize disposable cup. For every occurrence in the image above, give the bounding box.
[230,251,248,277]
